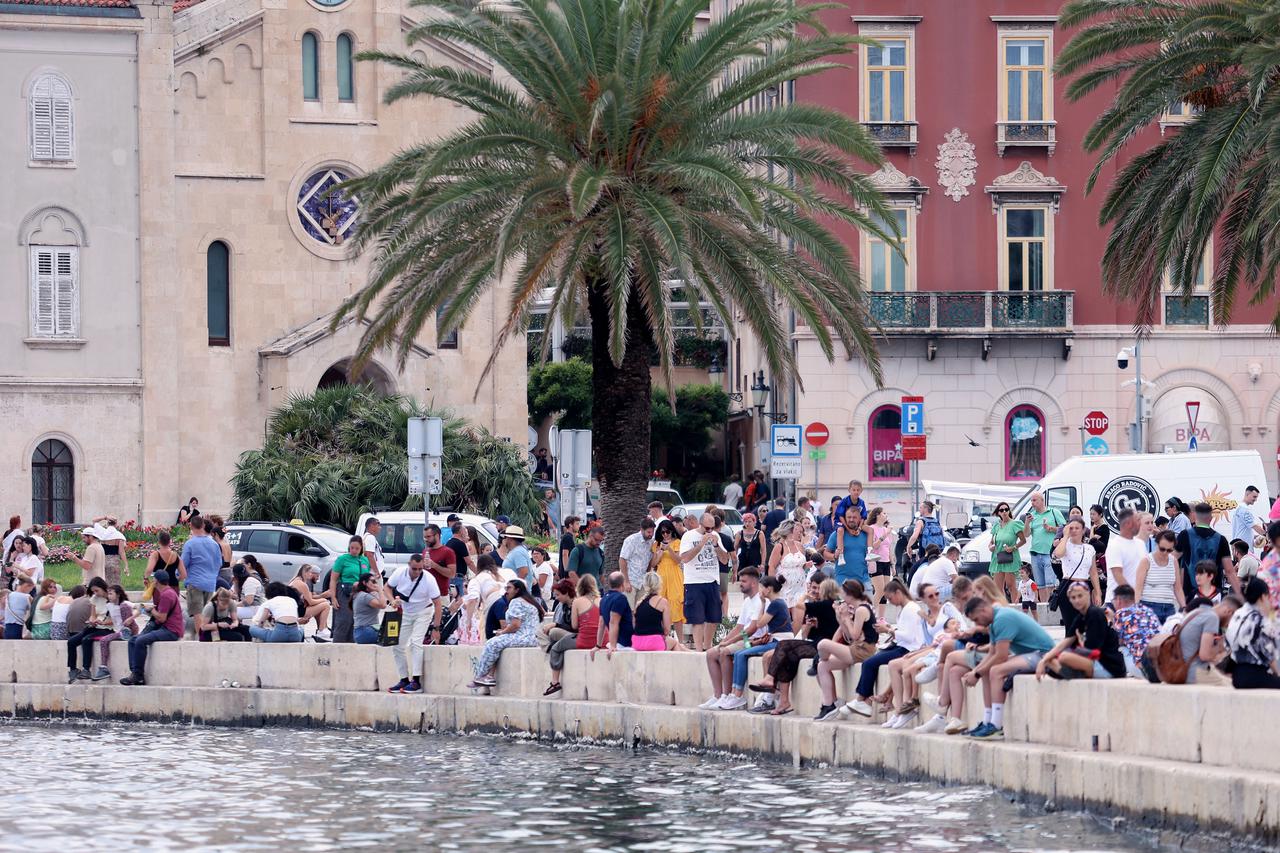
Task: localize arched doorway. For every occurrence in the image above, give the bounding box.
[1149,388,1229,453]
[316,358,395,394]
[32,438,74,524]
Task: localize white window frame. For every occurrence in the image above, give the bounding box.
[29,72,74,164]
[861,206,916,292]
[29,246,80,338]
[997,204,1054,292]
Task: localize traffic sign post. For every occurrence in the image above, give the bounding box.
[805,422,829,495]
[901,396,925,514]
[1083,436,1110,456]
[1083,411,1109,436]
[1186,401,1200,452]
[771,423,802,481]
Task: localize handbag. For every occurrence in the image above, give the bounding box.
[1147,621,1191,684]
[996,549,1015,565]
[380,572,424,646]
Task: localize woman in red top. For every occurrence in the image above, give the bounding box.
[543,574,600,695]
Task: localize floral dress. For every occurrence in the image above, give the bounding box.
[460,573,504,646]
[775,543,808,607]
[473,597,541,677]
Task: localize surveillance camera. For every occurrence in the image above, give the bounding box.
[1116,349,1129,370]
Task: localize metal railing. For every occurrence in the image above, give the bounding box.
[869,290,1073,332]
[996,119,1057,155]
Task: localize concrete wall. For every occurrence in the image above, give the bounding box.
[2,639,1278,842]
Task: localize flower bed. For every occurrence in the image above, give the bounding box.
[42,522,190,565]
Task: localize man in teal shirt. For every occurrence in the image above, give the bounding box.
[1024,492,1064,603]
[823,507,869,586]
[568,525,605,581]
[961,597,1054,739]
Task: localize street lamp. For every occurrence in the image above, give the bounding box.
[1117,342,1145,452]
[708,355,742,403]
[750,371,787,422]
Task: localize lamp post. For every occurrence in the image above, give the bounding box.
[1118,341,1145,453]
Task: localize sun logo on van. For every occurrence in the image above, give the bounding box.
[1197,485,1239,527]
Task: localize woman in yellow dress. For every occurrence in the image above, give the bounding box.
[653,519,685,641]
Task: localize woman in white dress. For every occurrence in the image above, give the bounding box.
[460,554,506,645]
[768,520,811,607]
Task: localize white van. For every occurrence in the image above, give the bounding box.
[354,511,501,574]
[957,451,1269,576]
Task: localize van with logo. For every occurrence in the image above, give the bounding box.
[957,451,1269,577]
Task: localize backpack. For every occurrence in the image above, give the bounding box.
[920,515,945,550]
[1146,620,1190,684]
[1184,529,1225,590]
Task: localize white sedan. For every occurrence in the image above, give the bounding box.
[667,503,744,538]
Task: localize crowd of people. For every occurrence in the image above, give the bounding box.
[3,480,1278,716]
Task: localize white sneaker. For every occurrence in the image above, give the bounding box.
[914,663,938,684]
[944,717,968,735]
[845,699,872,717]
[892,710,917,729]
[749,695,777,713]
[698,696,723,710]
[718,694,747,711]
[881,714,901,728]
[915,714,948,734]
[315,628,332,640]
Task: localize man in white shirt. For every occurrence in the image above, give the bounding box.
[911,544,960,601]
[618,518,656,601]
[680,512,728,651]
[1232,486,1265,551]
[723,479,743,509]
[361,517,385,580]
[699,567,764,710]
[1104,508,1149,605]
[385,554,442,694]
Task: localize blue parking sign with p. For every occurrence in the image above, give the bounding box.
[901,399,924,436]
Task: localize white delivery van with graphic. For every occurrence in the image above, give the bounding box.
[957,451,1269,576]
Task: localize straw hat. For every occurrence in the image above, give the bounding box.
[503,525,526,540]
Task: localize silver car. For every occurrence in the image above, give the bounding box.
[224,521,351,584]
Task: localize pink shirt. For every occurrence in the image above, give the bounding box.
[868,526,894,562]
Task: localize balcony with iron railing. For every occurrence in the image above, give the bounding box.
[996,120,1057,156]
[867,290,1074,359]
[863,120,918,153]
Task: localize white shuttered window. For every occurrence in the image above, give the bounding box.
[30,247,79,337]
[30,73,74,162]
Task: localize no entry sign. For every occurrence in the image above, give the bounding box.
[805,422,829,447]
[1083,411,1109,436]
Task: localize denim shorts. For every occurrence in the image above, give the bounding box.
[1030,553,1057,588]
[1092,659,1115,679]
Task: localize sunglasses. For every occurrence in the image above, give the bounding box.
[924,592,938,599]
[996,507,1010,513]
[1158,546,1174,553]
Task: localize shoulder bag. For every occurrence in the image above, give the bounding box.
[1146,620,1191,684]
[379,573,423,647]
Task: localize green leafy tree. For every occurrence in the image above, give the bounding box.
[1057,0,1280,323]
[231,385,540,530]
[336,0,890,562]
[650,383,730,464]
[528,357,593,428]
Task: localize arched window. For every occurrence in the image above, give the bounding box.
[207,241,230,346]
[302,32,320,101]
[1005,405,1045,480]
[31,439,74,524]
[336,33,354,102]
[868,405,908,481]
[29,72,74,162]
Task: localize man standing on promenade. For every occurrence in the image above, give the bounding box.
[386,554,442,694]
[681,512,728,652]
[569,525,605,582]
[619,518,656,601]
[181,517,223,638]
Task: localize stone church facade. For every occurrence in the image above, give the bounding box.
[1,0,526,525]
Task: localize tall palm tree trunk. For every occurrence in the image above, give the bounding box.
[588,282,653,573]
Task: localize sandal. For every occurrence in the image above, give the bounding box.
[748,682,777,693]
[543,682,562,696]
[770,706,795,716]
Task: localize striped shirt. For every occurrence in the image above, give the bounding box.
[1141,554,1179,604]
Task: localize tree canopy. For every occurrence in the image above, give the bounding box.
[231,385,540,531]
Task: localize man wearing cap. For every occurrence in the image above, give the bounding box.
[501,525,534,589]
[72,527,106,586]
[362,517,384,580]
[121,570,183,686]
[495,515,511,537]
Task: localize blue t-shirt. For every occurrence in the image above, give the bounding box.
[599,590,634,648]
[825,528,870,585]
[181,535,223,593]
[990,607,1054,655]
[764,597,791,634]
[835,495,868,524]
[485,596,508,639]
[502,545,533,580]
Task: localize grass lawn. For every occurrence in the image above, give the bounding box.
[44,558,150,593]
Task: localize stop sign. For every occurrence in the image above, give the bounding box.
[805,422,830,447]
[1083,411,1109,436]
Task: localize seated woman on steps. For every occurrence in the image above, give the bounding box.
[470,579,541,690]
[250,582,305,643]
[544,575,599,696]
[631,572,688,652]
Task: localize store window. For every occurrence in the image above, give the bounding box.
[1005,405,1045,480]
[868,405,908,481]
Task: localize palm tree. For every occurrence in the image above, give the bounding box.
[1057,0,1280,326]
[337,0,891,561]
